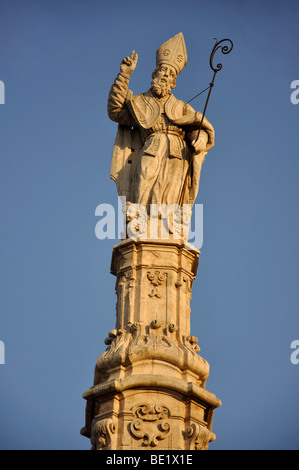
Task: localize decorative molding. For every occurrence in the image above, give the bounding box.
[104,328,126,347]
[183,335,200,354]
[115,269,136,328]
[151,319,161,329]
[129,403,171,447]
[131,322,141,332]
[184,423,215,450]
[175,275,192,315]
[168,323,177,333]
[175,275,191,291]
[91,418,117,450]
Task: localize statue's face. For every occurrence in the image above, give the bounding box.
[155,64,176,84]
[151,64,177,97]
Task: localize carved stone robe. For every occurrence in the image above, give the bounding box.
[108,72,215,211]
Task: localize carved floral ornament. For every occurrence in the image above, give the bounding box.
[147,270,167,298]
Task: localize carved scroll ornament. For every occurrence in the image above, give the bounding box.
[130,403,171,447]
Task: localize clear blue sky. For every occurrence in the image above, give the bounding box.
[0,0,298,450]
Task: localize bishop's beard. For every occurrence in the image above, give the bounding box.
[151,77,172,98]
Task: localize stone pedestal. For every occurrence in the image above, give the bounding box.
[81,238,221,450]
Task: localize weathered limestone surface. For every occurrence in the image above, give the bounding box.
[81,239,221,450]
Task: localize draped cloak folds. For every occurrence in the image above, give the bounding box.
[109,75,215,210]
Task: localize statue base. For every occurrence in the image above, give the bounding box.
[81,238,221,450]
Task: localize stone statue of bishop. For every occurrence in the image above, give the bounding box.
[108,33,215,235]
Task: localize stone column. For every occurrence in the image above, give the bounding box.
[81,238,221,450]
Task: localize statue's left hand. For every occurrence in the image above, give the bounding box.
[191,130,208,153]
